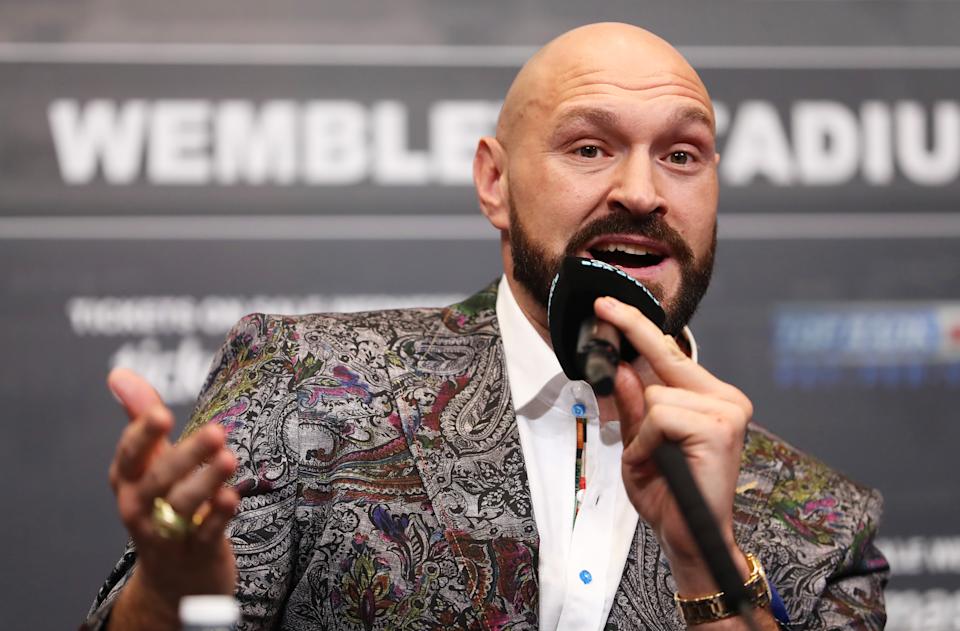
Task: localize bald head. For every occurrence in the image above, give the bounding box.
[497,23,713,145]
[473,23,720,337]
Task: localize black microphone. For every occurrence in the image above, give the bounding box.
[547,256,758,627]
[575,316,620,396]
[547,256,665,395]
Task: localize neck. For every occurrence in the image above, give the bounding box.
[503,274,553,346]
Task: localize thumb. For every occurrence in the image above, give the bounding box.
[631,354,662,388]
[107,367,164,422]
[613,361,648,447]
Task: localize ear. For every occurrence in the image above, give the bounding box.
[473,136,510,231]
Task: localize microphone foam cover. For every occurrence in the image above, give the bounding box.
[547,257,666,382]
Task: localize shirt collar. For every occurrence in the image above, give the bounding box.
[496,275,564,412]
[495,274,700,412]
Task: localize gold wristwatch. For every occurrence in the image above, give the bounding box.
[674,553,771,626]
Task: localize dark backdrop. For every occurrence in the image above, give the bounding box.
[1,2,958,629]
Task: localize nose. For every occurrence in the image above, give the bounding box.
[607,152,665,215]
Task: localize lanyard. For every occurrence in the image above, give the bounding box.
[573,403,588,519]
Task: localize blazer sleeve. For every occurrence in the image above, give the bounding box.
[741,426,890,631]
[791,488,889,631]
[82,314,303,631]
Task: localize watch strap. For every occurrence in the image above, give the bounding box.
[674,553,772,626]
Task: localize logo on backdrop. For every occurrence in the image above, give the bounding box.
[65,292,464,404]
[772,302,960,388]
[47,98,960,187]
[48,99,499,186]
[880,535,960,631]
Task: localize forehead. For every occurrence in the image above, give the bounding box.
[518,28,712,118]
[497,26,716,146]
[544,63,714,126]
[549,100,715,139]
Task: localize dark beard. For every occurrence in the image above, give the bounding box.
[509,207,716,337]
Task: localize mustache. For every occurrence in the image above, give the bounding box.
[564,213,694,265]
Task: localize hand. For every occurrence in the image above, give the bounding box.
[106,368,239,630]
[594,297,753,596]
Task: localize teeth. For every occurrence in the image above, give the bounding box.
[593,243,657,256]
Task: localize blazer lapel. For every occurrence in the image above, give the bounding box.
[386,284,540,631]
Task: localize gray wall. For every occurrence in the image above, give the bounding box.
[1,2,959,629]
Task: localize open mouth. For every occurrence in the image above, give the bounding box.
[587,242,666,269]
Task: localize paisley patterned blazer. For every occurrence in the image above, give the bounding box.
[86,284,888,630]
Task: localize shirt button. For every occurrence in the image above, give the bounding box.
[572,402,587,417]
[579,570,593,584]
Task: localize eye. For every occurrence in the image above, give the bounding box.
[668,151,690,165]
[576,145,602,158]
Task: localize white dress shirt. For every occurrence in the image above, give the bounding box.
[495,275,698,631]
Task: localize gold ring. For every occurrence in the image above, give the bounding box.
[151,497,203,540]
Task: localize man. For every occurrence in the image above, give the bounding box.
[85,23,887,630]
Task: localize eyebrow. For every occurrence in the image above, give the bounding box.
[552,107,621,134]
[550,104,715,141]
[668,106,715,134]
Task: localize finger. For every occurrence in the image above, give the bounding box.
[137,424,227,502]
[165,449,237,518]
[112,404,174,484]
[108,368,165,423]
[622,404,704,467]
[194,487,240,543]
[643,384,749,422]
[612,361,647,447]
[595,297,732,397]
[630,355,662,390]
[622,404,743,467]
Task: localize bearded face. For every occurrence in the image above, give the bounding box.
[491,36,720,335]
[509,202,716,337]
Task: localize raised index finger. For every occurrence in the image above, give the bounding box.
[594,296,726,396]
